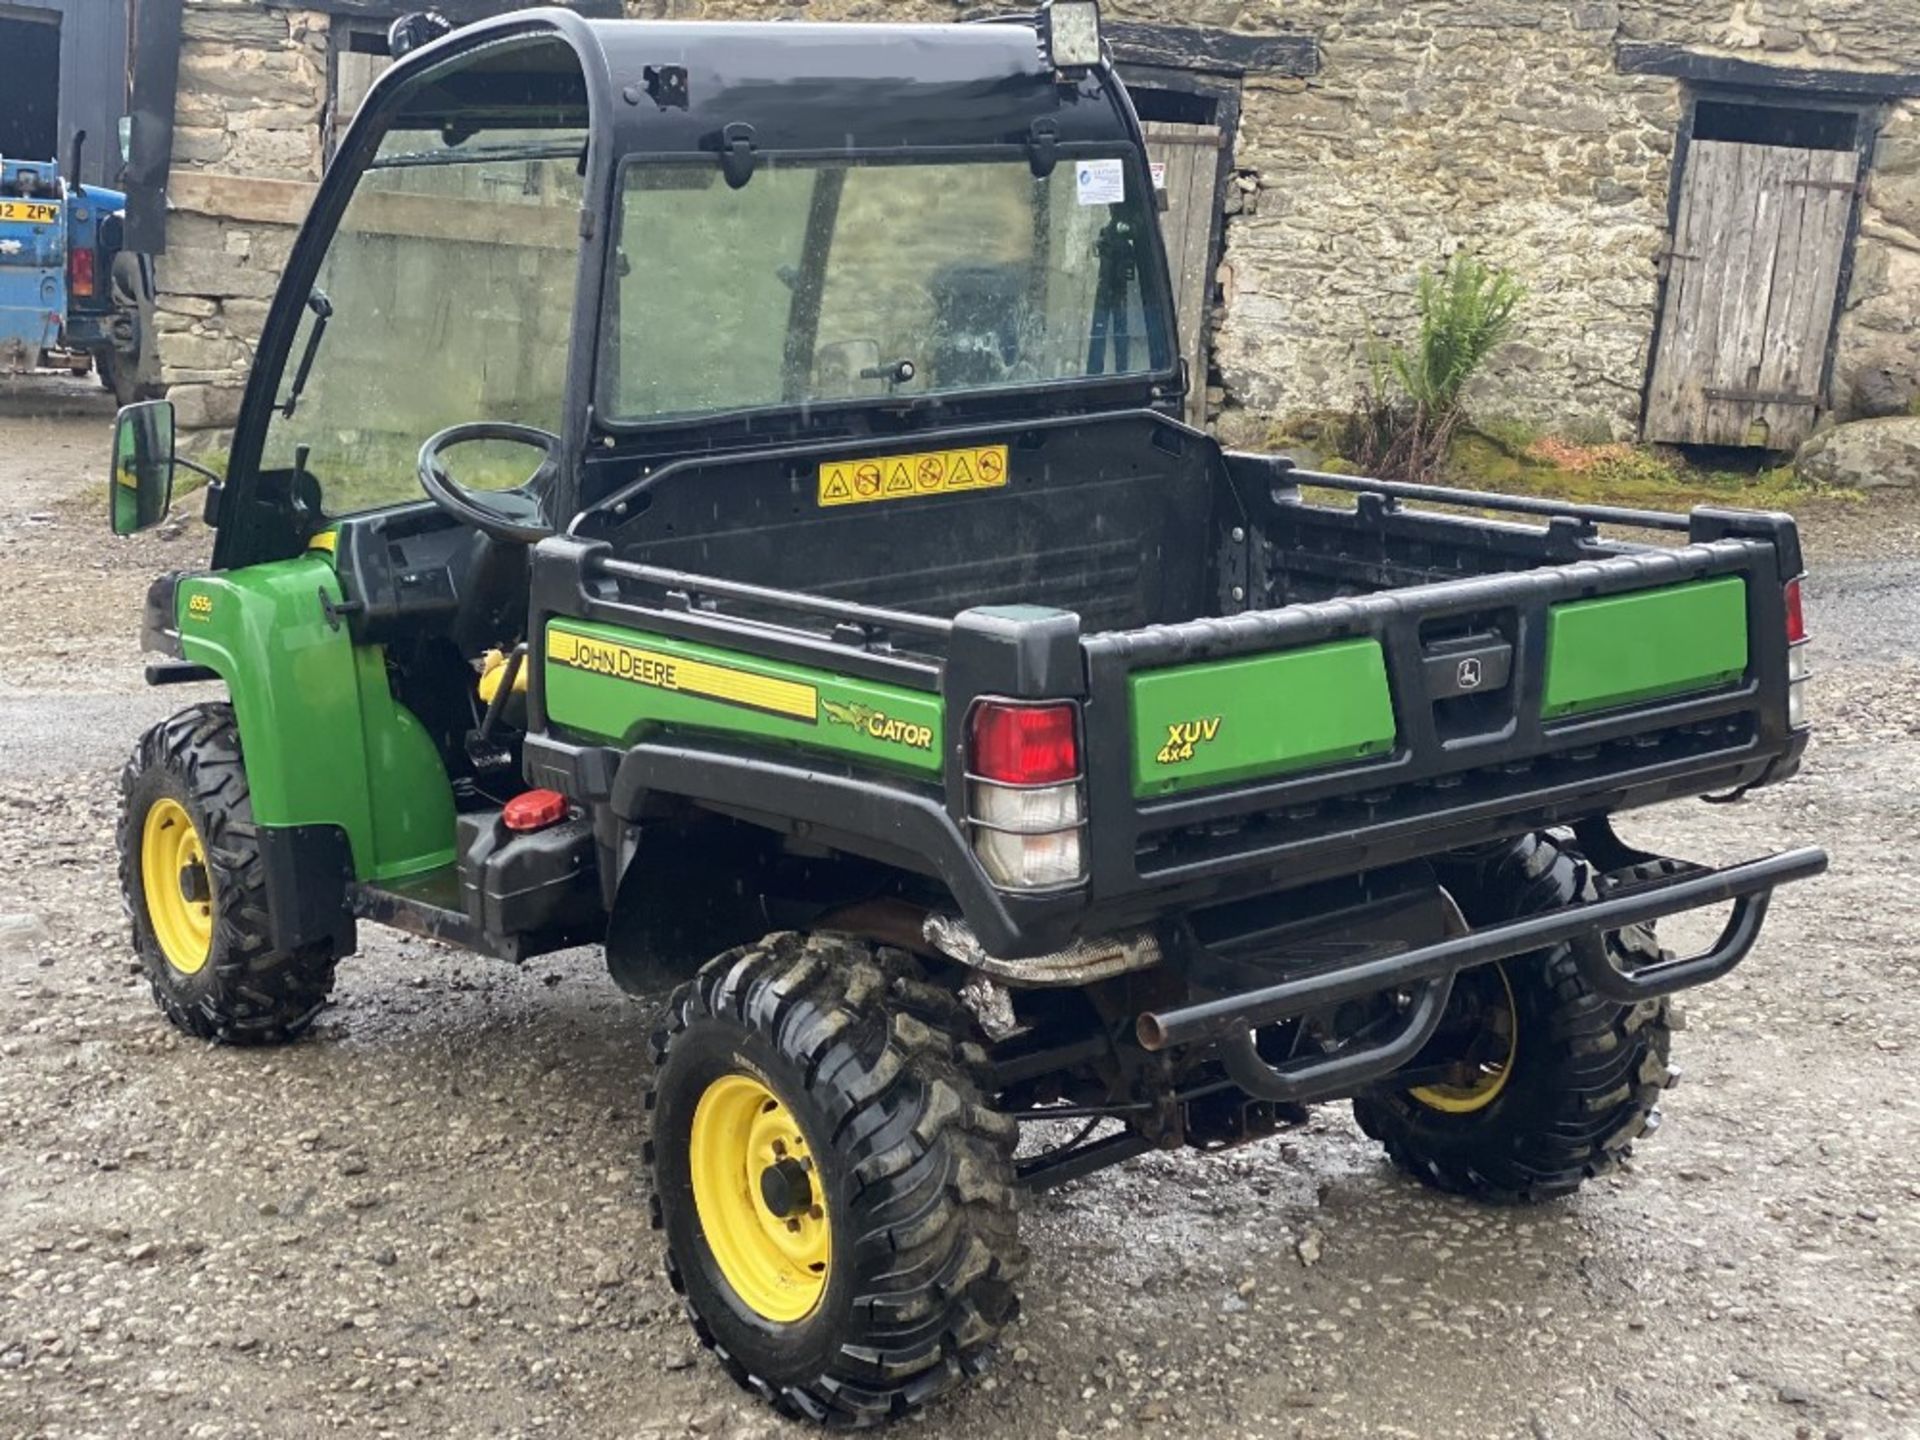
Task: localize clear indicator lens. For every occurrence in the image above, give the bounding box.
[969,780,1083,833]
[1788,644,1810,683]
[974,827,1084,890]
[1788,679,1807,728]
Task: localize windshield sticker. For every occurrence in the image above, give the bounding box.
[818,445,1009,508]
[1076,159,1125,206]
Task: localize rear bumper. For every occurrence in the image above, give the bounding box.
[530,726,1807,961]
[1135,845,1829,1103]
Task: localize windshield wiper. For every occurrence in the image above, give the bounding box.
[278,288,334,418]
[859,357,918,389]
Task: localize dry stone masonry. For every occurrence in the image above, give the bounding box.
[157,0,1920,465]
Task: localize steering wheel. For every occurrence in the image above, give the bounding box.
[418,421,562,544]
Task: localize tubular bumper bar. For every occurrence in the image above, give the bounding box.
[1136,846,1828,1101]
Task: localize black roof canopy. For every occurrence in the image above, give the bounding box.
[391,8,1138,159]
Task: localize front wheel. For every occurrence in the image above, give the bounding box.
[646,932,1025,1426]
[1353,833,1675,1203]
[117,703,339,1044]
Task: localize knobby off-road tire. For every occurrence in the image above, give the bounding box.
[117,703,338,1044]
[98,348,164,407]
[646,931,1025,1426]
[1353,833,1676,1204]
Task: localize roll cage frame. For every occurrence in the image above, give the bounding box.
[208,6,1185,572]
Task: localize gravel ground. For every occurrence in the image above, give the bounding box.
[1,381,1917,1440]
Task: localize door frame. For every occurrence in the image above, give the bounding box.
[1117,65,1240,427]
[1639,84,1883,445]
[0,3,63,168]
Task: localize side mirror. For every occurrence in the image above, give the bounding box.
[111,400,176,535]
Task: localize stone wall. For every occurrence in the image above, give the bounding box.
[1201,1,1920,443]
[157,2,327,434]
[155,0,1920,446]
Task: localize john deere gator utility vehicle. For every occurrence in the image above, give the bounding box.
[110,4,1826,1424]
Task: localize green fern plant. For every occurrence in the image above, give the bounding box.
[1345,253,1526,483]
[1391,254,1526,415]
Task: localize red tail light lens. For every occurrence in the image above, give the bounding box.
[68,246,95,298]
[969,701,1080,785]
[1783,577,1806,645]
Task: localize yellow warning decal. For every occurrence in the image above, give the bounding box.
[818,444,1009,508]
[547,628,817,721]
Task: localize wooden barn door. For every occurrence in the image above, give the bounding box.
[1644,138,1858,449]
[1143,120,1223,427]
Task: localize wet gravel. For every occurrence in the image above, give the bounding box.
[1,384,1916,1440]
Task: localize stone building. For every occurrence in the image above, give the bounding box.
[127,0,1920,453]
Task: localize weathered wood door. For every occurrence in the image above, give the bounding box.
[1644,138,1858,449]
[1143,120,1223,428]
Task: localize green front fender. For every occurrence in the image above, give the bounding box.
[173,555,456,883]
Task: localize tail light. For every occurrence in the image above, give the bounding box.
[1784,576,1809,728]
[68,246,95,298]
[967,700,1086,890]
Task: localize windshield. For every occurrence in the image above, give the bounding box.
[600,154,1172,425]
[260,122,587,515]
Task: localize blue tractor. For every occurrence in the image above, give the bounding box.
[0,133,159,403]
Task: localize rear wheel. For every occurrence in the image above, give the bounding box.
[646,931,1024,1426]
[98,348,163,407]
[1353,833,1675,1203]
[117,703,339,1044]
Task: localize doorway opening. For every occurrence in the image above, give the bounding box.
[0,9,62,163]
[1641,91,1874,451]
[1121,75,1238,428]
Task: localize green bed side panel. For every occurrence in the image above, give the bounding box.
[1129,637,1398,798]
[542,619,944,776]
[1542,577,1750,719]
[175,557,456,882]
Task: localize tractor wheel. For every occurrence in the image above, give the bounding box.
[1353,833,1675,1204]
[117,703,338,1044]
[646,931,1024,1426]
[98,349,163,407]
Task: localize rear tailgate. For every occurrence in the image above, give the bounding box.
[0,193,66,356]
[1081,522,1801,910]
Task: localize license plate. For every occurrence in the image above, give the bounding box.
[0,200,61,225]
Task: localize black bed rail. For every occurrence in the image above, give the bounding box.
[1274,464,1693,533]
[590,554,957,642]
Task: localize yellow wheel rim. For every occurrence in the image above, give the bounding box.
[689,1073,831,1323]
[140,798,213,976]
[1410,964,1517,1114]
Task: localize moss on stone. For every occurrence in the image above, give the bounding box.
[1441,432,1849,513]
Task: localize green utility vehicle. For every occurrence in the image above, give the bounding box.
[110,5,1825,1425]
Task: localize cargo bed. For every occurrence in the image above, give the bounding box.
[524,412,1807,957]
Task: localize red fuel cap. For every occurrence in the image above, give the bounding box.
[503,788,568,832]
